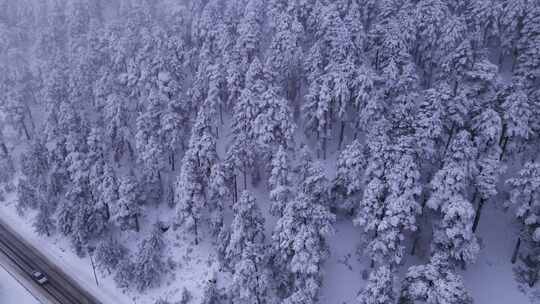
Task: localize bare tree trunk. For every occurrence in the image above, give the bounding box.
[338,121,345,151]
[500,136,509,161]
[194,218,199,245]
[22,121,31,140]
[411,235,420,256]
[472,198,485,233]
[219,104,223,125]
[233,174,238,204]
[443,124,455,158]
[253,262,262,304]
[411,196,428,256]
[322,136,327,160]
[104,203,110,220]
[135,214,140,233]
[512,237,521,264]
[25,103,36,132]
[243,165,248,190]
[530,267,539,287]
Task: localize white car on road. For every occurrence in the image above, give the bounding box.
[31,271,48,285]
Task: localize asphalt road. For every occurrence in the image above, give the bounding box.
[0,219,102,304]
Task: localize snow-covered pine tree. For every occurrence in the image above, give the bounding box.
[97,162,118,222]
[225,191,265,267]
[33,202,55,237]
[333,140,367,214]
[413,0,449,85]
[175,107,218,244]
[115,172,141,232]
[272,155,335,303]
[135,88,167,174]
[373,142,421,266]
[506,161,540,286]
[175,148,205,244]
[515,3,540,81]
[264,10,303,100]
[227,58,264,189]
[427,132,479,267]
[114,258,135,289]
[358,266,394,304]
[472,108,502,151]
[2,73,34,140]
[133,223,167,291]
[86,126,105,186]
[269,146,294,217]
[226,0,264,99]
[16,178,38,213]
[472,147,501,232]
[414,88,446,161]
[353,120,391,266]
[20,139,48,186]
[0,140,8,177]
[300,158,330,208]
[500,79,532,159]
[399,254,473,304]
[254,85,295,159]
[228,242,270,304]
[208,163,232,236]
[94,236,127,274]
[303,3,359,158]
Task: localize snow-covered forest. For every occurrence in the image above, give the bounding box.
[1,0,540,303]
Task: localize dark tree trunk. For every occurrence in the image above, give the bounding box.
[411,234,420,256]
[322,136,327,160]
[243,165,248,190]
[219,104,223,125]
[472,198,485,233]
[127,141,135,161]
[338,121,345,151]
[411,197,428,256]
[233,174,238,204]
[512,237,521,264]
[443,124,455,158]
[22,121,31,140]
[171,152,175,171]
[0,142,8,156]
[530,267,539,287]
[134,214,140,233]
[104,203,110,221]
[194,218,199,245]
[500,136,509,161]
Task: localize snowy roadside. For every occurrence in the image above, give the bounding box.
[0,194,133,304]
[0,189,220,304]
[0,264,40,304]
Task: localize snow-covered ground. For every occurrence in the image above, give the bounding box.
[0,266,39,304]
[318,202,535,304]
[464,203,532,304]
